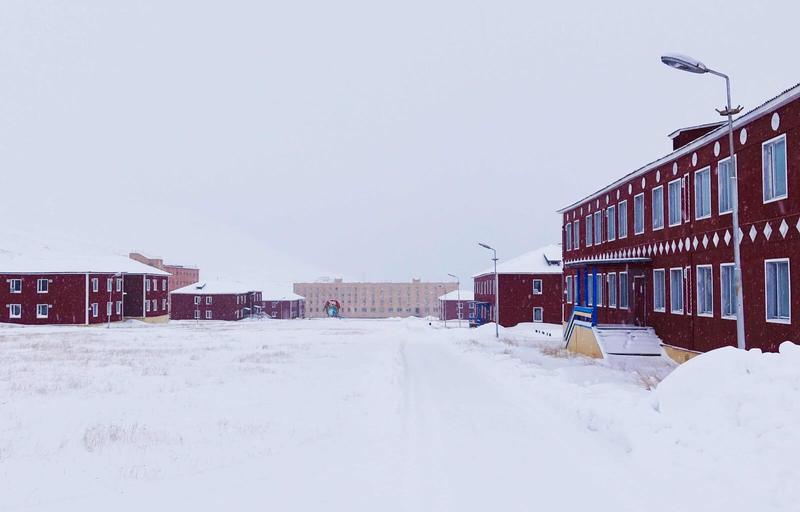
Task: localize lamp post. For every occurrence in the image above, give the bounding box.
[660,53,746,351]
[447,273,460,327]
[478,242,499,338]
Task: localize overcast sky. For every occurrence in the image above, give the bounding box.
[1,1,798,286]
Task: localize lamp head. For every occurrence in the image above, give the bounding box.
[661,53,708,74]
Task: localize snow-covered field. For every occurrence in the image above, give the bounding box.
[1,319,798,511]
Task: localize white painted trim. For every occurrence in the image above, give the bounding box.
[9,304,22,319]
[532,279,543,295]
[717,156,736,216]
[607,272,617,308]
[633,193,645,235]
[653,268,666,312]
[667,177,683,227]
[762,133,788,204]
[617,200,628,239]
[764,257,791,324]
[719,262,736,320]
[532,307,544,323]
[606,204,617,241]
[618,271,629,310]
[585,214,593,246]
[669,267,685,314]
[696,264,714,317]
[651,185,665,231]
[36,304,49,319]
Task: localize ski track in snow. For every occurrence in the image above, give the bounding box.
[0,319,796,511]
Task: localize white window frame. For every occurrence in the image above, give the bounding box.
[565,223,573,251]
[532,307,543,323]
[669,267,684,314]
[594,210,602,244]
[694,166,712,220]
[37,278,49,294]
[532,279,543,295]
[162,298,167,310]
[117,278,123,292]
[606,205,616,241]
[194,310,200,319]
[668,178,683,227]
[573,219,580,249]
[36,304,48,319]
[91,303,99,318]
[92,278,99,293]
[619,271,629,310]
[633,193,645,235]
[653,269,665,312]
[652,186,664,231]
[116,301,122,315]
[764,258,791,324]
[107,278,113,293]
[194,296,200,305]
[9,304,22,318]
[720,262,736,320]
[696,265,714,317]
[717,156,735,215]
[585,215,593,246]
[206,296,213,305]
[762,134,788,204]
[162,279,167,290]
[607,273,617,308]
[107,302,112,316]
[145,301,151,313]
[566,276,573,304]
[152,299,157,311]
[9,279,22,294]
[618,200,628,239]
[145,279,151,292]
[206,310,213,319]
[596,273,603,307]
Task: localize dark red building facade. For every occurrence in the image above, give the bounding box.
[262,294,305,319]
[473,245,563,327]
[437,290,479,321]
[170,282,262,321]
[560,83,800,356]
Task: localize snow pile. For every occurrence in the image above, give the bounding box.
[656,341,800,438]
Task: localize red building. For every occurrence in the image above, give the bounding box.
[437,290,479,321]
[560,83,800,360]
[473,244,563,327]
[261,293,305,319]
[129,252,199,292]
[0,254,170,325]
[170,281,262,321]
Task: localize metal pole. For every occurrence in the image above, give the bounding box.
[493,249,499,338]
[456,279,461,327]
[711,71,746,350]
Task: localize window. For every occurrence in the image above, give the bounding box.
[116,301,122,315]
[205,310,213,319]
[34,278,48,293]
[653,269,665,312]
[146,279,151,292]
[566,276,573,303]
[633,193,644,234]
[694,167,711,219]
[36,304,48,318]
[206,297,213,305]
[162,279,167,290]
[162,298,167,310]
[9,279,22,293]
[565,223,573,251]
[721,263,736,319]
[574,276,579,306]
[573,219,580,249]
[107,278,113,292]
[585,215,593,246]
[765,259,790,322]
[107,302,112,316]
[652,186,664,230]
[696,265,713,316]
[618,201,628,239]
[92,278,99,292]
[763,135,787,202]
[668,179,682,226]
[594,211,602,244]
[619,272,629,309]
[718,157,735,214]
[194,310,200,319]
[116,278,123,292]
[670,268,684,314]
[194,296,200,305]
[9,304,22,318]
[533,307,543,323]
[596,273,603,306]
[145,301,151,312]
[91,303,99,318]
[608,273,617,308]
[152,299,157,311]
[532,279,542,295]
[606,205,616,241]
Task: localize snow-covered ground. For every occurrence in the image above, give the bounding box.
[1,319,797,511]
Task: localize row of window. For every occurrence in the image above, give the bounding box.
[145,298,168,313]
[4,298,169,319]
[565,134,788,250]
[476,279,495,295]
[566,273,630,309]
[8,279,51,294]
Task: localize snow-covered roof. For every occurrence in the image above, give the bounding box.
[171,280,259,295]
[473,244,562,278]
[558,82,800,213]
[0,250,170,276]
[666,121,726,140]
[437,290,475,301]
[262,292,305,301]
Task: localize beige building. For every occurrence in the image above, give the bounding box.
[294,278,457,318]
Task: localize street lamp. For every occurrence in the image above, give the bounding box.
[447,273,461,327]
[478,242,499,338]
[661,53,746,351]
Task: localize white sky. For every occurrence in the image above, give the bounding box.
[1,1,798,284]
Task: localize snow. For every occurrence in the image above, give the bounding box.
[437,289,475,301]
[0,319,798,511]
[473,243,562,277]
[171,280,258,295]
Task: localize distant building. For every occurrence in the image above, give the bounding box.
[129,253,199,292]
[294,278,457,318]
[437,290,480,321]
[170,281,261,321]
[261,293,306,319]
[473,244,563,327]
[0,253,170,325]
